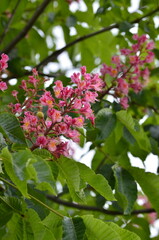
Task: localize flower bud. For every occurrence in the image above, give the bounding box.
[37,111,44,119]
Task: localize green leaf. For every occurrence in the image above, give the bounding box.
[42,212,62,239]
[95,108,116,140]
[106,222,141,240]
[113,166,137,214]
[57,157,80,192]
[116,111,151,152]
[77,162,116,201]
[82,215,120,240]
[32,155,56,194]
[119,21,133,32]
[0,113,27,145]
[128,167,159,214]
[62,217,85,240]
[0,148,28,197]
[33,148,52,160]
[2,209,56,240]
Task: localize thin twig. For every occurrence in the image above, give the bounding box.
[0,0,22,45]
[0,176,64,218]
[36,6,159,69]
[47,194,156,216]
[2,0,52,54]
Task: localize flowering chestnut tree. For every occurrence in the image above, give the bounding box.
[1,0,159,239]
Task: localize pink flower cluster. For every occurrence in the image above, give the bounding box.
[9,66,104,158]
[0,53,9,91]
[100,34,155,109]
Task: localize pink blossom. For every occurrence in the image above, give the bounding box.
[73,98,82,109]
[64,115,72,125]
[72,116,84,127]
[56,122,68,134]
[146,41,155,50]
[129,55,139,64]
[14,103,22,113]
[138,34,147,43]
[132,43,139,52]
[36,136,47,147]
[47,108,62,123]
[84,91,98,103]
[48,139,58,152]
[132,34,139,40]
[130,82,142,93]
[145,52,154,63]
[66,129,80,142]
[0,53,9,71]
[40,91,54,107]
[21,80,27,90]
[0,81,7,91]
[117,78,129,95]
[112,56,120,64]
[120,97,129,109]
[71,72,80,84]
[28,75,39,87]
[80,66,87,75]
[54,80,63,90]
[1,53,9,62]
[120,48,131,55]
[32,68,38,76]
[12,90,18,97]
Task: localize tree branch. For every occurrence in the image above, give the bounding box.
[0,0,22,45]
[36,6,159,69]
[47,194,156,216]
[2,0,52,54]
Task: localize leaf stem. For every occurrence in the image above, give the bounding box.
[0,176,64,218]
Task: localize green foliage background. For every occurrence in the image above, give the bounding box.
[1,0,159,239]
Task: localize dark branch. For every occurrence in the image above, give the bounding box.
[2,0,52,54]
[47,194,156,216]
[0,0,22,45]
[36,6,159,69]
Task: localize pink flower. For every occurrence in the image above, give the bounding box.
[71,72,80,84]
[32,68,38,76]
[56,122,68,134]
[145,52,154,63]
[48,139,58,152]
[80,66,86,75]
[146,41,155,50]
[28,75,39,87]
[120,97,129,109]
[0,54,9,71]
[36,136,47,147]
[130,82,142,93]
[40,91,54,107]
[21,80,27,90]
[117,78,129,95]
[1,53,9,62]
[112,55,120,65]
[72,116,84,127]
[120,48,131,55]
[73,98,82,109]
[132,34,139,40]
[129,55,139,64]
[54,80,63,90]
[64,115,72,125]
[138,34,147,44]
[66,129,80,142]
[84,91,98,103]
[47,108,62,123]
[12,90,18,97]
[0,81,7,91]
[14,103,22,113]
